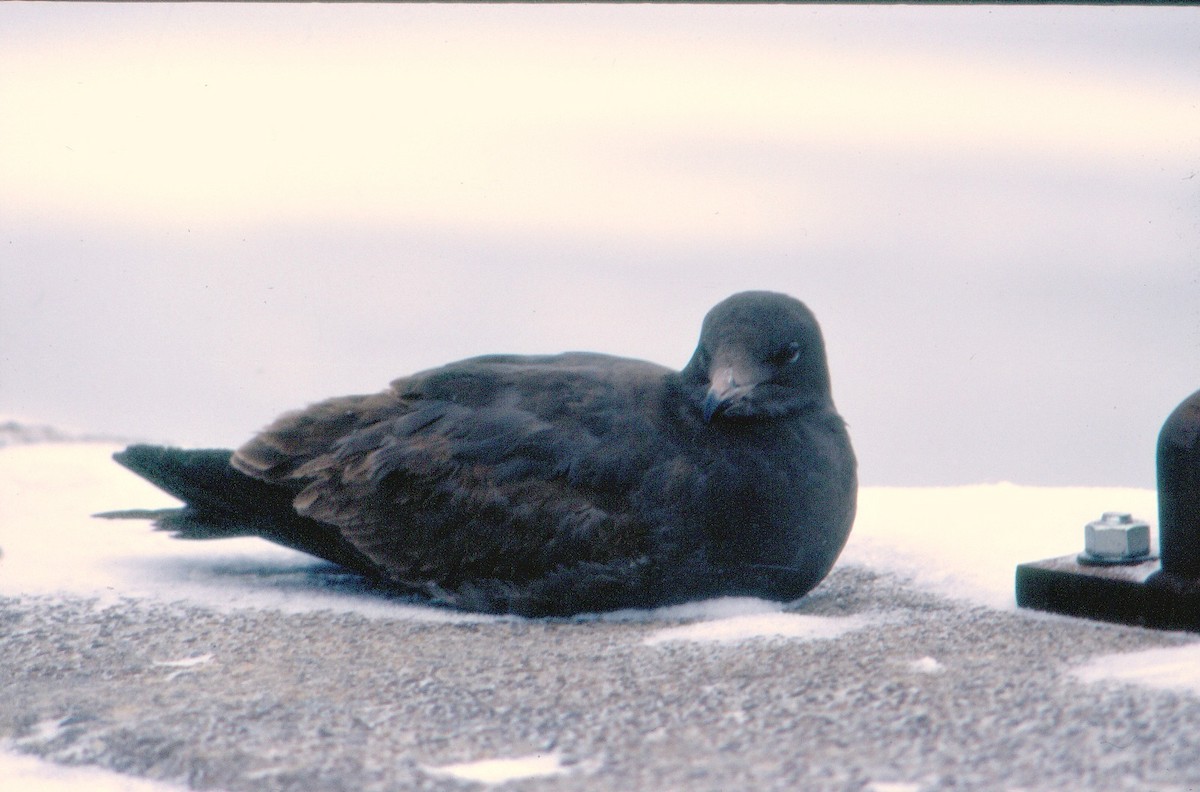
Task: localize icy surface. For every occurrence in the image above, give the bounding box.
[906,656,945,675]
[422,753,569,785]
[643,612,872,645]
[844,483,1158,610]
[1071,645,1200,695]
[0,443,492,623]
[865,784,923,792]
[0,747,200,792]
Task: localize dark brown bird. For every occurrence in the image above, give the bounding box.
[102,291,857,616]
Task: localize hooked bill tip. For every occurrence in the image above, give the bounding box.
[702,388,726,423]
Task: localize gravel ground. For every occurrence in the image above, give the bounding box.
[3,565,1200,792]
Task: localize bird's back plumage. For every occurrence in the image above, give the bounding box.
[103,292,857,616]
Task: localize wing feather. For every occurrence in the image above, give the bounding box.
[230,357,671,588]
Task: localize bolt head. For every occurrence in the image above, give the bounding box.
[1084,513,1151,561]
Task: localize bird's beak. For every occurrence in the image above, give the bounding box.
[702,366,756,423]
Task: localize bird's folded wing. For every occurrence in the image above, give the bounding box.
[232,381,658,585]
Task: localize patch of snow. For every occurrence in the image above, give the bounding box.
[152,653,215,681]
[865,783,923,792]
[242,766,294,781]
[0,443,495,622]
[841,483,1158,610]
[12,719,70,747]
[643,612,870,645]
[1071,644,1200,694]
[0,748,200,792]
[422,752,568,785]
[906,657,944,675]
[595,596,785,623]
[152,654,213,668]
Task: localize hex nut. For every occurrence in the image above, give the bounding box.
[1084,512,1151,561]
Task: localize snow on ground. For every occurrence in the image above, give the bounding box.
[643,612,872,645]
[0,747,197,792]
[863,784,923,792]
[1,439,1188,688]
[1071,645,1200,695]
[845,483,1158,611]
[0,438,1194,790]
[4,439,1180,662]
[906,657,945,675]
[422,752,574,785]
[0,443,493,623]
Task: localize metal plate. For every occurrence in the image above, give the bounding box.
[1015,554,1200,632]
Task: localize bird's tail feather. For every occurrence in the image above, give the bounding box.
[98,444,382,578]
[109,445,290,523]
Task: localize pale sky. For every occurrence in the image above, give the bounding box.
[2,4,1197,486]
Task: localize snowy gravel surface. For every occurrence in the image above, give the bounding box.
[4,571,1200,792]
[3,442,1199,791]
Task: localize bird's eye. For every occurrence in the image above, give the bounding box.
[768,342,802,367]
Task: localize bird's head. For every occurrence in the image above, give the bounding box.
[682,291,835,424]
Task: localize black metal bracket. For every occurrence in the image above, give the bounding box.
[1015,389,1200,631]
